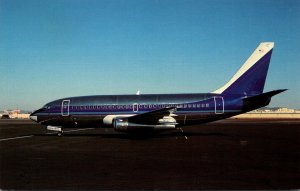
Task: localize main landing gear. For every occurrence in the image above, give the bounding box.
[57,130,64,137]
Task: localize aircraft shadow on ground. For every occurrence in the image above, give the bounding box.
[34,131,227,140]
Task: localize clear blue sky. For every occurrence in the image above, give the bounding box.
[1,0,300,111]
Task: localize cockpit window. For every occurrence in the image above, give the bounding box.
[42,105,51,110]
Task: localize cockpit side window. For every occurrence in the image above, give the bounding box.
[42,105,51,110]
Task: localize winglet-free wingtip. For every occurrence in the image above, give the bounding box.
[242,89,287,103]
[264,89,287,97]
[277,89,288,94]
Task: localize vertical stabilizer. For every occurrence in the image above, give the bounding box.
[212,42,274,95]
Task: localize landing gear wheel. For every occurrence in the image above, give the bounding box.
[58,130,63,137]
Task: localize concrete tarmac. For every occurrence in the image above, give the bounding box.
[0,119,299,189]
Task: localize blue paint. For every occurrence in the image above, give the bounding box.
[222,50,273,95]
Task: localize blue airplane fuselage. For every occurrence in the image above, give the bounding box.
[33,93,254,127]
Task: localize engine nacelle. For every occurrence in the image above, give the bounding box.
[47,125,62,132]
[113,118,176,132]
[158,116,177,124]
[103,114,134,125]
[113,118,129,132]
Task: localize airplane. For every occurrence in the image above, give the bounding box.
[30,42,286,136]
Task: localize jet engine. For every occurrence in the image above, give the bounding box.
[113,118,176,132]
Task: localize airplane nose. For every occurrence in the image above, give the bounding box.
[29,114,38,122]
[30,107,46,122]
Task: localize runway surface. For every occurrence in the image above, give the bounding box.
[0,119,299,189]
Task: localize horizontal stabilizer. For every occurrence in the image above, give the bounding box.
[242,89,287,111]
[243,89,287,102]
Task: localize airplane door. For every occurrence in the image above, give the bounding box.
[61,100,70,116]
[133,103,138,112]
[214,96,224,114]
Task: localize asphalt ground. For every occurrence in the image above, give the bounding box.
[0,119,299,190]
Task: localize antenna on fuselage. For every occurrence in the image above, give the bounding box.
[136,90,140,95]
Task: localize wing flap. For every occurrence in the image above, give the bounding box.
[127,107,177,125]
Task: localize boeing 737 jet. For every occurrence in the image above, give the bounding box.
[30,42,286,136]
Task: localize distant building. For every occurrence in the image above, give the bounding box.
[1,114,10,119]
[276,107,295,113]
[234,107,300,119]
[1,109,30,119]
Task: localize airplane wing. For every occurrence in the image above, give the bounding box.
[125,107,178,125]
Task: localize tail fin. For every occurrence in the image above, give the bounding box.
[212,42,274,95]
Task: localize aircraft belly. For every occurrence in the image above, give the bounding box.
[177,112,224,126]
[69,115,105,128]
